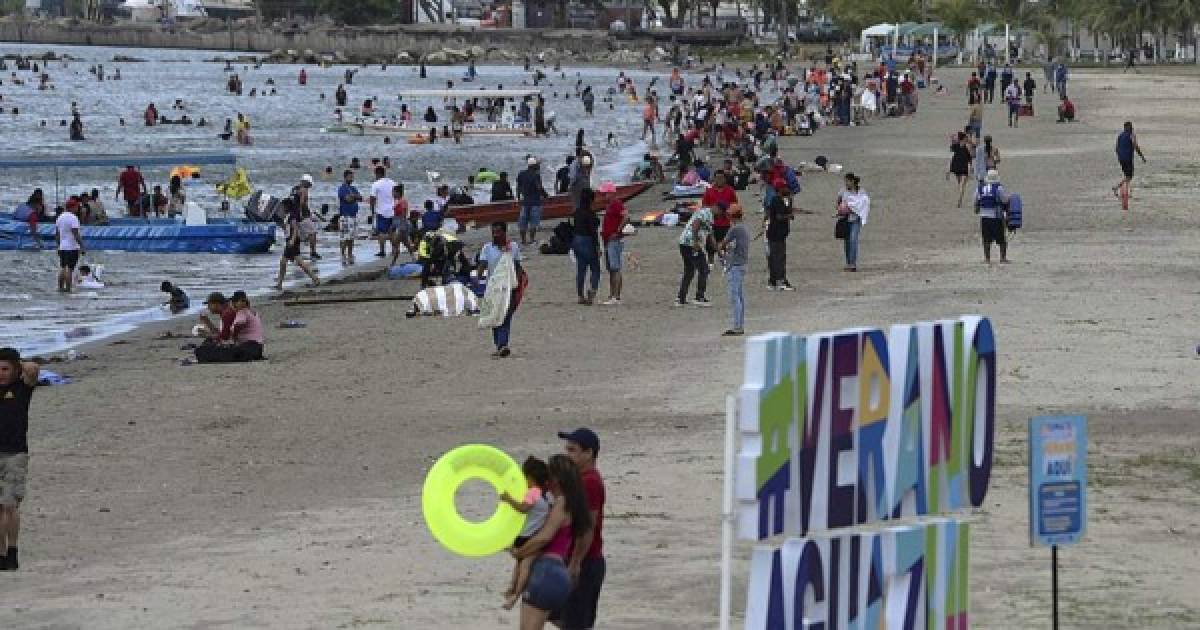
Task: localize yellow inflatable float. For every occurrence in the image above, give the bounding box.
[170,165,200,180]
[422,444,527,557]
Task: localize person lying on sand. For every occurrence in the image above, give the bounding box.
[406,282,480,318]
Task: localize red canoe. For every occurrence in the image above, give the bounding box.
[446,182,651,225]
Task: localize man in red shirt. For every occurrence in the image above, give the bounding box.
[116,165,146,216]
[702,171,739,262]
[197,292,236,341]
[598,189,628,305]
[557,428,605,630]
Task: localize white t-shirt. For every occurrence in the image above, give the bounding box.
[56,212,82,250]
[480,240,521,271]
[370,177,397,218]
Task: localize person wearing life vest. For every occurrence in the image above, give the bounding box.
[417,229,464,288]
[974,169,1011,264]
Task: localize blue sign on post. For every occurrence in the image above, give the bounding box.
[1029,415,1088,547]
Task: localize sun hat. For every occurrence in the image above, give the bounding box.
[527,157,538,165]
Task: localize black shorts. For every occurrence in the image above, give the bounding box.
[1119,159,1134,178]
[551,556,605,629]
[981,217,1007,246]
[58,249,80,269]
[283,242,301,261]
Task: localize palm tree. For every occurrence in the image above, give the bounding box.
[1164,0,1200,61]
[933,0,981,48]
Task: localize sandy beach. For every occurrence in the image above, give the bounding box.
[2,65,1198,629]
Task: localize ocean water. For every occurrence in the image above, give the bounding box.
[0,42,665,355]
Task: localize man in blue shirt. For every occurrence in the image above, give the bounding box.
[1112,121,1147,209]
[336,169,361,265]
[515,158,547,245]
[1054,62,1068,97]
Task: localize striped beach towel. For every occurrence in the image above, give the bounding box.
[413,282,479,317]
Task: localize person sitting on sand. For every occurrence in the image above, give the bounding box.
[405,281,480,318]
[499,456,551,610]
[193,291,264,363]
[197,292,234,340]
[160,281,190,314]
[1056,94,1076,123]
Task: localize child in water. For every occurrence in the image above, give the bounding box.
[75,264,104,289]
[160,281,190,314]
[499,456,551,610]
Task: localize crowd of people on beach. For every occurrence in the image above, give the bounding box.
[4,51,1164,630]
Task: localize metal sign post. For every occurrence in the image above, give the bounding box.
[1029,415,1088,630]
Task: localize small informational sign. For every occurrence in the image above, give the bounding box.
[1029,415,1088,547]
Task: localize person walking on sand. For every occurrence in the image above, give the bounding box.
[763,179,796,291]
[835,173,870,272]
[55,200,84,293]
[274,198,320,290]
[1112,121,1147,210]
[966,93,983,139]
[478,222,526,358]
[950,132,974,208]
[552,428,606,630]
[1003,80,1021,128]
[514,454,593,630]
[981,135,1000,174]
[0,347,39,571]
[975,169,1010,264]
[1123,49,1139,74]
[673,206,715,307]
[571,188,602,305]
[1022,72,1037,108]
[718,205,749,336]
[599,184,628,305]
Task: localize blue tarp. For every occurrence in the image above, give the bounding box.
[0,152,237,169]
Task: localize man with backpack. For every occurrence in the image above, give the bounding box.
[975,169,1010,264]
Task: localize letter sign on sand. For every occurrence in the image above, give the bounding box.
[734,316,996,630]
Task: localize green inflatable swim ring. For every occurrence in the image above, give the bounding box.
[422,444,528,557]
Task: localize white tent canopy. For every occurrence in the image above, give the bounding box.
[862,23,896,37]
[861,23,897,52]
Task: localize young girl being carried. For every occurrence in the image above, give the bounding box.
[499,456,552,610]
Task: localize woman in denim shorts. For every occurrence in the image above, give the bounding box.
[513,455,594,629]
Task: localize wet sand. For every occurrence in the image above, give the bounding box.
[1,66,1199,628]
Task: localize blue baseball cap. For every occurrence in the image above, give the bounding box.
[557,428,599,455]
